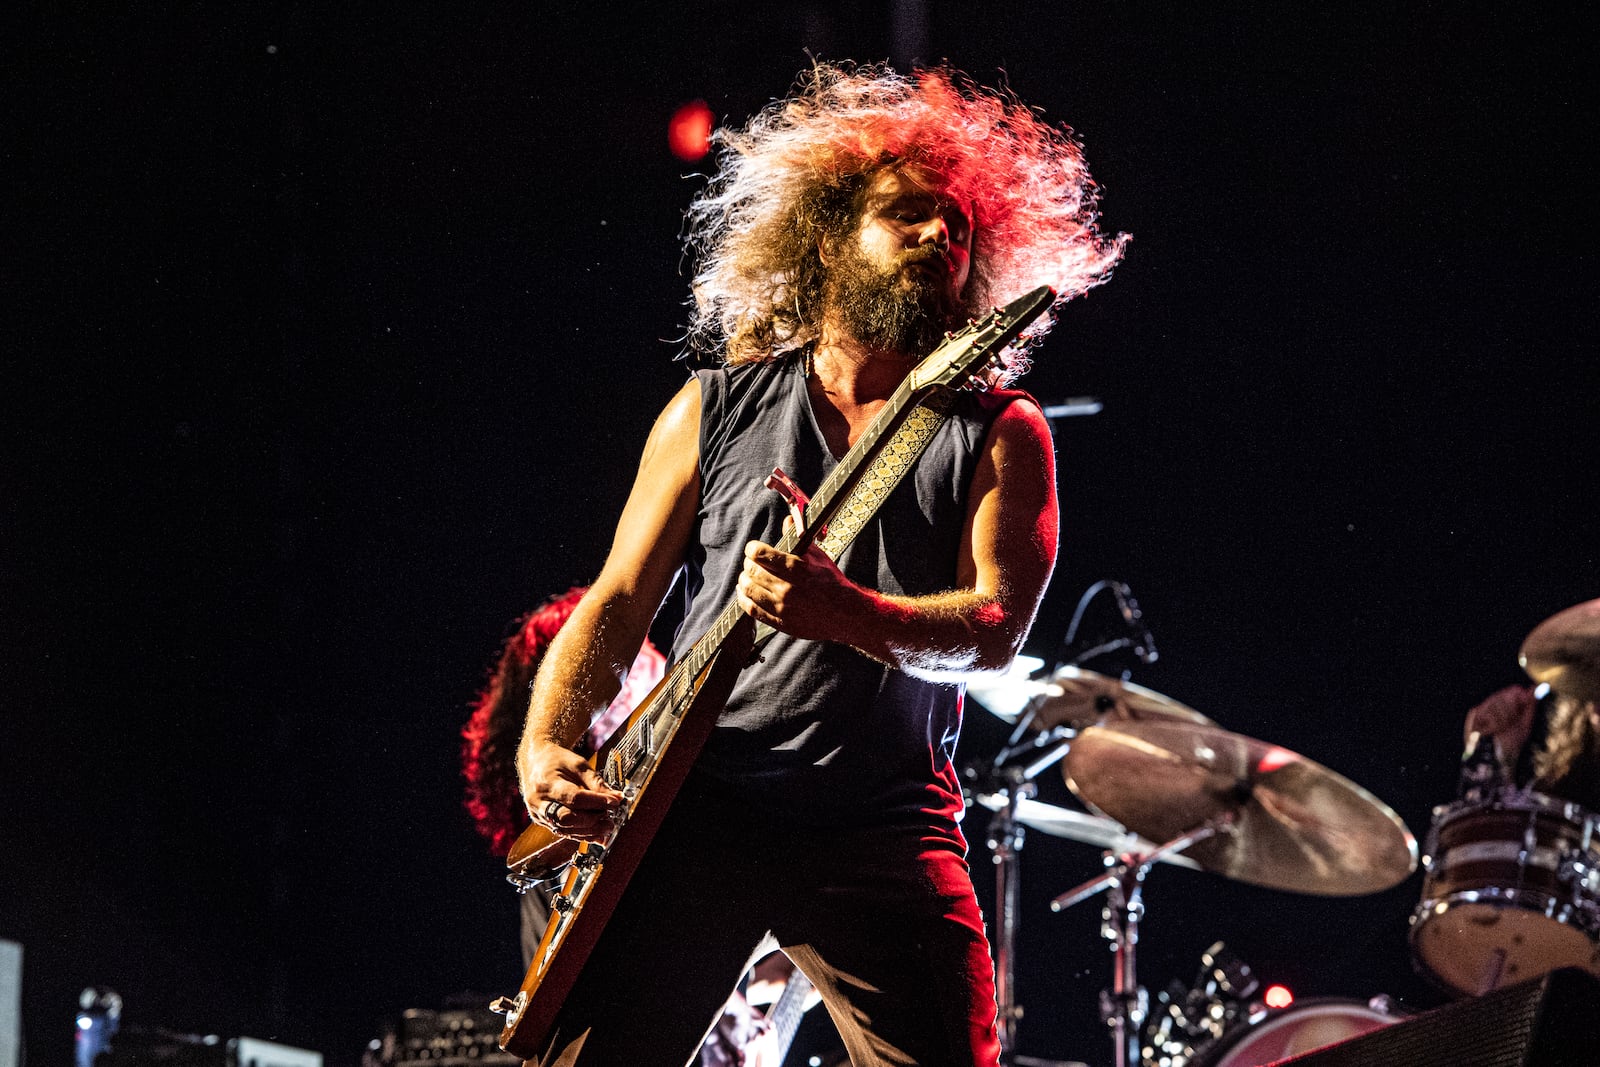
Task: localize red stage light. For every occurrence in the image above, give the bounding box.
[668,100,714,161]
[1264,984,1294,1009]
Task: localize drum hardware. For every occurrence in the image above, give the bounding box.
[1045,718,1414,1067]
[1049,811,1239,1067]
[968,792,1203,868]
[1458,730,1505,805]
[1143,942,1261,1067]
[959,579,1207,1067]
[1139,943,1404,1067]
[961,706,1079,1063]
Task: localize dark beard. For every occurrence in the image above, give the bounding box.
[824,242,962,357]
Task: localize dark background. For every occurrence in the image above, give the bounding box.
[4,3,1596,1065]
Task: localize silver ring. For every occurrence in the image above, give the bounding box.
[542,799,566,823]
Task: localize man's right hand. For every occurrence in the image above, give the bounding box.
[520,739,624,843]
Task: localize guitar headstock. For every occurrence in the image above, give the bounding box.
[907,285,1055,393]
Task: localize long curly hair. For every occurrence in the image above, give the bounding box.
[461,588,588,856]
[1535,693,1600,788]
[683,61,1129,381]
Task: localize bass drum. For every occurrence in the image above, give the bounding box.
[1190,998,1401,1067]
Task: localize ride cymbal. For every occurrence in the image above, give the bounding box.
[1063,719,1417,896]
[1521,597,1600,703]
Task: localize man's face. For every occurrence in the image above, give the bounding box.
[824,164,975,356]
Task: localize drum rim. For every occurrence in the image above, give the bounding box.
[1188,997,1402,1067]
[1412,886,1577,923]
[1432,789,1600,826]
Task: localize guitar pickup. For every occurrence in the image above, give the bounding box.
[605,714,653,791]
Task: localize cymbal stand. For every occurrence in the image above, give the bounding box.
[1048,812,1237,1067]
[974,705,1076,1064]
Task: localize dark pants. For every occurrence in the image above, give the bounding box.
[535,774,1003,1067]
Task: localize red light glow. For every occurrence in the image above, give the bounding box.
[1264,984,1294,1009]
[668,100,714,161]
[1256,746,1297,774]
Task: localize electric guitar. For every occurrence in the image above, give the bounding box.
[492,285,1055,1059]
[754,965,816,1066]
[697,960,818,1067]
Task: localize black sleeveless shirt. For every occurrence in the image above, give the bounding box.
[671,354,1022,833]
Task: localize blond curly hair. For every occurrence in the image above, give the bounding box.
[682,62,1129,382]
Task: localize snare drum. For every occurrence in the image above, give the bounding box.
[1410,789,1600,996]
[1190,998,1400,1066]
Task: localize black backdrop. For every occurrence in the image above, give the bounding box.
[5,4,1597,1065]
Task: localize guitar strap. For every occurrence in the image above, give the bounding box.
[752,385,957,650]
[814,386,955,558]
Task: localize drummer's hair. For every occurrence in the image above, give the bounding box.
[1534,693,1600,786]
[461,587,589,856]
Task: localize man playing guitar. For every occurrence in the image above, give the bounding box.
[515,62,1126,1066]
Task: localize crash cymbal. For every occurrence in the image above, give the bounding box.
[1062,720,1417,896]
[966,661,1211,731]
[1521,597,1600,703]
[970,793,1200,869]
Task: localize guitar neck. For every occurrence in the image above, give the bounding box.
[765,967,816,1059]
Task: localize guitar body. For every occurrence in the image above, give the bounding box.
[497,616,754,1060]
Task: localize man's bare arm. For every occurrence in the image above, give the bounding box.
[516,378,702,840]
[738,398,1057,681]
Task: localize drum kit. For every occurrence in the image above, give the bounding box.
[961,592,1600,1067]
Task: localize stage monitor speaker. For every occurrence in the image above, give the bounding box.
[1274,966,1600,1066]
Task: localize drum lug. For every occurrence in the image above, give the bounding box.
[1561,851,1600,895]
[1099,986,1147,1030]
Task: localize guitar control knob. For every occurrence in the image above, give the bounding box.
[489,991,527,1028]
